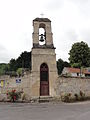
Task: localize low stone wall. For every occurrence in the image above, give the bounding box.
[0,74,32,101]
[56,76,90,97]
[0,74,90,101]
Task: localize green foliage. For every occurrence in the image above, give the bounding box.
[16,68,23,77]
[71,63,81,68]
[69,41,90,67]
[61,91,86,103]
[57,59,64,75]
[0,63,9,75]
[9,71,17,77]
[61,93,72,102]
[9,51,31,71]
[57,59,70,75]
[9,59,17,71]
[0,51,31,76]
[16,51,31,69]
[7,89,22,102]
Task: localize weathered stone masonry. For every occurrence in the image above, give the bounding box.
[56,77,90,97]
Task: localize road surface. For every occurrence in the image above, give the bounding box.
[0,101,90,120]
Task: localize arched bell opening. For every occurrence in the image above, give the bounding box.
[40,63,49,96]
[39,23,46,45]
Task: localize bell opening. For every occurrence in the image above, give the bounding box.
[39,28,46,45]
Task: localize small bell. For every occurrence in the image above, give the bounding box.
[39,34,44,42]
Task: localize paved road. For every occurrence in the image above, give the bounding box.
[0,101,90,120]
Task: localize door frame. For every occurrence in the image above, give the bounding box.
[40,63,49,96]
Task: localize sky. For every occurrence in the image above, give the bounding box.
[0,0,90,63]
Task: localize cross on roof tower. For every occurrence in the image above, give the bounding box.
[40,13,44,18]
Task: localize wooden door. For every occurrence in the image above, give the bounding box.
[40,63,49,96]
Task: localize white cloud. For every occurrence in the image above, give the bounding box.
[45,0,64,11]
[0,44,11,63]
[0,0,90,63]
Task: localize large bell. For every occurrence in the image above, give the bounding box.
[39,34,44,42]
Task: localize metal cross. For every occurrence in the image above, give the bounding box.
[40,13,44,18]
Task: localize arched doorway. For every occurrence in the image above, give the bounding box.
[40,63,49,96]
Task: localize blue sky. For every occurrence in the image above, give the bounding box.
[0,0,90,63]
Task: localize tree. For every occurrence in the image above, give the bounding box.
[57,59,70,75]
[16,51,31,69]
[0,63,9,75]
[69,41,90,68]
[8,51,31,72]
[9,59,17,71]
[0,51,31,76]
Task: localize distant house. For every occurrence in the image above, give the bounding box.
[62,67,90,77]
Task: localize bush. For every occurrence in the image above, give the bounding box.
[21,93,26,101]
[79,90,85,100]
[61,91,86,103]
[74,93,79,101]
[17,68,24,77]
[61,93,72,102]
[74,91,85,101]
[7,89,22,102]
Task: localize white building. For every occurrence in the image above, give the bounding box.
[62,67,90,77]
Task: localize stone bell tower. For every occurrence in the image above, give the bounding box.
[31,17,57,97]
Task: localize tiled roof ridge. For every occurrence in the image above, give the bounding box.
[65,67,90,74]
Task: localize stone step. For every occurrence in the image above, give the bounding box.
[38,96,53,103]
[30,96,61,103]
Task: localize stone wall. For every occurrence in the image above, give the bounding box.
[0,74,32,101]
[0,74,90,101]
[56,76,90,97]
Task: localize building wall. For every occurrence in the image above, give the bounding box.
[62,67,85,77]
[31,48,58,97]
[71,73,85,77]
[56,76,90,97]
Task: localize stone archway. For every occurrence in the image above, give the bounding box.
[40,63,49,96]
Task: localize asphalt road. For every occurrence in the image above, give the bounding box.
[0,101,90,120]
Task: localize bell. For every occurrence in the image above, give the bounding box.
[39,34,44,42]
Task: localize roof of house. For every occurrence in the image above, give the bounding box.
[66,67,90,74]
[33,18,51,22]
